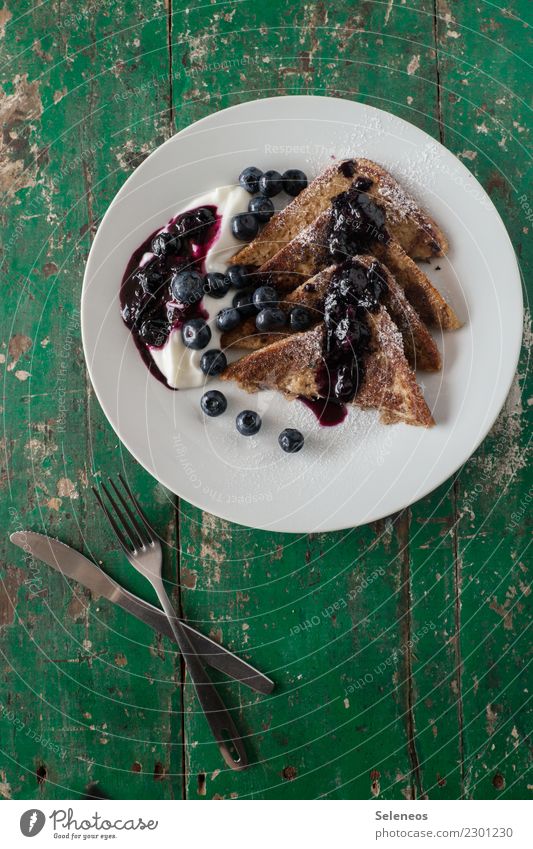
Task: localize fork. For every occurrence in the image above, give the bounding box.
[93,474,248,771]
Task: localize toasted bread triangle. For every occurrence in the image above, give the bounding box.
[222,256,442,371]
[221,309,434,428]
[232,158,448,267]
[254,209,461,331]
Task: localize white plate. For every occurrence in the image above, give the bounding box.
[81,96,522,533]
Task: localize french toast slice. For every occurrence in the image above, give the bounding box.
[232,158,448,267]
[222,256,442,372]
[221,310,435,428]
[255,207,461,331]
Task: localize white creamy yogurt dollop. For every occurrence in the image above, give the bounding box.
[148,185,250,389]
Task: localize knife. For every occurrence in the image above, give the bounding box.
[10,531,274,695]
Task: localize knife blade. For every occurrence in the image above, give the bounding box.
[10,531,274,695]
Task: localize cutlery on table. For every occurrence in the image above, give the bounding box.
[9,530,274,696]
[92,475,249,771]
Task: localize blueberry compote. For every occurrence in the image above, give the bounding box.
[120,206,220,387]
[328,172,388,262]
[301,258,388,425]
[321,258,387,400]
[299,396,349,427]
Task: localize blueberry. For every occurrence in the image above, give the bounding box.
[231,213,259,241]
[354,176,373,192]
[239,166,263,194]
[258,170,283,197]
[135,261,164,295]
[282,169,308,197]
[233,290,256,318]
[201,390,227,417]
[252,285,278,310]
[236,410,261,436]
[170,269,205,304]
[290,306,311,331]
[196,206,216,226]
[278,428,304,453]
[200,348,227,376]
[142,260,164,282]
[204,272,230,299]
[178,207,216,243]
[255,307,286,332]
[150,233,169,257]
[248,195,275,223]
[216,307,242,332]
[139,318,170,348]
[354,191,386,233]
[333,363,356,402]
[175,212,197,237]
[122,292,154,328]
[151,230,182,257]
[226,264,256,289]
[181,318,211,350]
[348,319,370,348]
[121,301,137,327]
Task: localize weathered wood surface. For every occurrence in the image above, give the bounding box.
[0,0,530,800]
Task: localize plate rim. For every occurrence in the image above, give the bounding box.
[81,94,524,533]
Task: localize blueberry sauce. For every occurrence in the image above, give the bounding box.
[299,396,349,427]
[320,258,387,403]
[339,159,357,178]
[120,205,221,387]
[328,181,387,262]
[321,165,388,410]
[299,259,388,426]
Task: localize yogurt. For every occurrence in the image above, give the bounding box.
[148,184,250,389]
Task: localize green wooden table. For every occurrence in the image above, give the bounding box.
[0,0,531,801]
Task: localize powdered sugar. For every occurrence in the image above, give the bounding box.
[378,177,421,223]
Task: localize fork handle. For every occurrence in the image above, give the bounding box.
[155,583,248,771]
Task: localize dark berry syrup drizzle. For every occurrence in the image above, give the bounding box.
[321,257,388,399]
[328,165,388,262]
[301,163,390,426]
[299,396,349,427]
[120,205,221,387]
[300,258,388,426]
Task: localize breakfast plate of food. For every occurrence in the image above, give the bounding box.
[81,96,522,532]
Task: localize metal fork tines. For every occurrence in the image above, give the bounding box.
[93,474,248,771]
